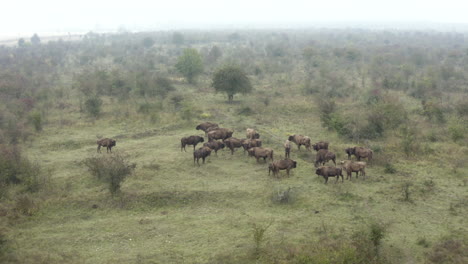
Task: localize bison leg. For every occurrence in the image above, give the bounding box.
[97,145,101,153]
[286,168,290,177]
[202,157,206,164]
[324,176,328,184]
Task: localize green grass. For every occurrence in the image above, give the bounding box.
[2,88,467,264]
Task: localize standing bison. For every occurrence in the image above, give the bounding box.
[247,147,274,163]
[207,128,233,141]
[315,166,343,184]
[223,137,244,155]
[193,147,212,166]
[203,141,225,155]
[315,149,336,167]
[288,135,311,151]
[284,140,291,158]
[312,141,329,151]
[181,136,204,151]
[196,122,219,133]
[97,138,116,153]
[340,160,367,180]
[242,139,262,153]
[270,159,297,177]
[246,128,260,139]
[345,147,373,161]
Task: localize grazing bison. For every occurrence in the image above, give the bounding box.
[345,147,373,161]
[196,122,219,132]
[193,147,212,166]
[207,128,233,141]
[288,134,311,151]
[270,159,297,177]
[247,147,274,163]
[340,160,367,180]
[246,128,260,139]
[315,166,343,184]
[203,141,225,155]
[181,135,204,152]
[97,138,116,153]
[315,149,336,167]
[312,141,329,151]
[284,140,291,159]
[242,139,262,153]
[223,137,244,155]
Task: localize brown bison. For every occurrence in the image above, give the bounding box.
[340,160,367,180]
[312,141,329,151]
[223,137,244,155]
[193,147,212,166]
[242,139,262,153]
[315,166,343,184]
[196,122,219,133]
[345,147,373,161]
[246,128,260,139]
[288,134,311,151]
[270,159,297,177]
[203,140,225,155]
[284,140,291,158]
[247,147,274,163]
[97,138,116,153]
[181,135,204,151]
[207,128,233,141]
[315,149,336,167]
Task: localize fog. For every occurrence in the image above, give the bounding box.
[2,0,468,37]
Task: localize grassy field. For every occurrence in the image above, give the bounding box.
[1,84,466,264]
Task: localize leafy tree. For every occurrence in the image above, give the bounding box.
[18,38,25,47]
[84,97,103,118]
[212,65,253,102]
[207,45,222,63]
[30,34,41,45]
[172,32,184,45]
[175,48,203,84]
[142,37,154,48]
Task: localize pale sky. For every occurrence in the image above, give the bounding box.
[1,0,467,37]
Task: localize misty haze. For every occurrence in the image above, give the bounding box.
[0,1,467,264]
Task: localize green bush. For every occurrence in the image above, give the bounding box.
[83,154,136,196]
[84,97,103,118]
[0,145,44,195]
[28,111,42,132]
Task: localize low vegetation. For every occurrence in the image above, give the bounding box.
[0,28,466,263]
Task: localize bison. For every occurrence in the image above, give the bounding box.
[246,128,260,139]
[223,137,244,155]
[181,135,204,152]
[247,147,274,163]
[288,134,311,151]
[284,140,291,159]
[315,166,343,184]
[203,140,225,155]
[315,149,336,167]
[340,160,367,180]
[97,138,116,153]
[270,159,297,177]
[207,128,233,141]
[242,139,262,153]
[193,146,212,166]
[345,147,373,161]
[312,141,329,151]
[196,122,219,135]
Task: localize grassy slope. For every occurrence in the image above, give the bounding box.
[6,84,468,264]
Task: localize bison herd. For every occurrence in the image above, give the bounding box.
[181,122,374,184]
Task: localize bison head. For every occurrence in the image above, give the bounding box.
[196,125,202,130]
[253,132,260,139]
[288,135,294,141]
[110,140,116,147]
[315,167,322,176]
[292,160,297,168]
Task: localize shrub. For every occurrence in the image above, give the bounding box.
[84,96,103,118]
[28,111,42,132]
[447,117,466,142]
[0,145,44,194]
[83,154,136,196]
[384,163,397,174]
